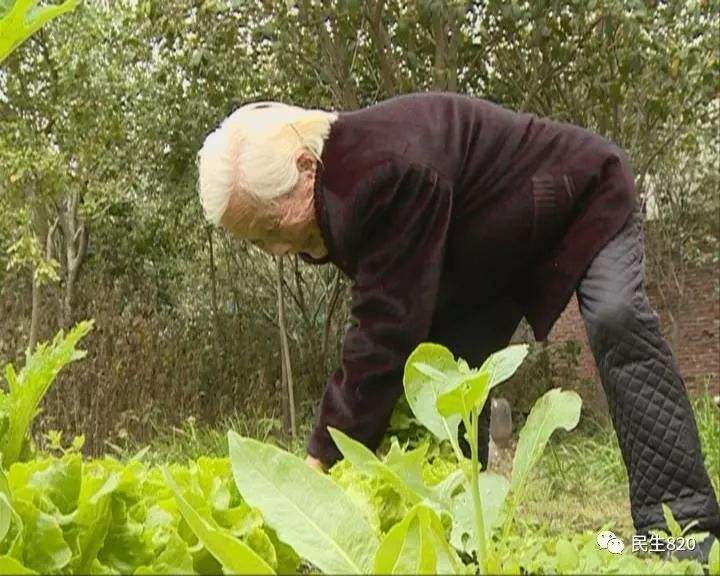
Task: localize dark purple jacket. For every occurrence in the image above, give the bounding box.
[304,92,636,465]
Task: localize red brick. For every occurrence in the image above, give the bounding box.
[547,266,719,396]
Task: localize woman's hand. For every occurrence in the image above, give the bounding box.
[305,455,327,473]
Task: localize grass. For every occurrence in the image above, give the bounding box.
[518,415,634,538]
[115,404,316,465]
[518,388,719,540]
[693,384,720,496]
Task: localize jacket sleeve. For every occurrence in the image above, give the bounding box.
[308,162,453,465]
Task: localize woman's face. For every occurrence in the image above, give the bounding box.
[248,228,296,256]
[220,185,324,258]
[219,152,326,258]
[220,193,292,254]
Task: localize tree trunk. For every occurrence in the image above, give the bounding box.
[365,0,400,97]
[28,219,58,351]
[206,226,226,390]
[29,272,41,352]
[58,191,88,330]
[276,256,297,440]
[322,270,343,359]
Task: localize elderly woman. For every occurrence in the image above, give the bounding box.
[198,93,719,556]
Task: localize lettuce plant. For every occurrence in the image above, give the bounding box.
[229,433,379,574]
[0,336,711,574]
[163,467,273,574]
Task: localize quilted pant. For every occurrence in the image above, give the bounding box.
[431,209,719,537]
[577,209,720,537]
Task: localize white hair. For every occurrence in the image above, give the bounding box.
[198,102,338,225]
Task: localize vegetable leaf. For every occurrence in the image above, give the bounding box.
[163,467,274,575]
[451,472,509,552]
[436,371,490,417]
[505,388,581,535]
[709,537,719,575]
[228,432,378,574]
[0,321,93,466]
[510,389,581,496]
[0,556,36,575]
[374,504,462,575]
[403,344,464,446]
[479,345,529,389]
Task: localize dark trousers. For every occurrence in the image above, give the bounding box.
[429,210,720,537]
[577,210,720,537]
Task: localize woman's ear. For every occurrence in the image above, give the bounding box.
[296,151,317,175]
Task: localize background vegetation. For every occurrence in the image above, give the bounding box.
[0,0,718,454]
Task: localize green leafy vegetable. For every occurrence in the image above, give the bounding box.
[403,344,464,457]
[709,537,719,575]
[0,494,10,544]
[0,555,36,575]
[13,498,71,573]
[374,504,463,575]
[70,468,119,572]
[436,371,490,418]
[451,472,509,553]
[0,321,93,467]
[0,335,704,575]
[163,467,274,575]
[504,388,581,539]
[133,533,194,575]
[479,345,529,389]
[329,427,444,508]
[228,432,379,574]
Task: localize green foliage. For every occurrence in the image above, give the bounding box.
[403,344,466,457]
[0,321,92,467]
[373,504,463,575]
[0,453,299,574]
[403,343,582,573]
[710,538,719,576]
[163,467,273,574]
[5,227,59,285]
[0,404,711,574]
[505,388,583,536]
[228,432,379,574]
[692,385,720,497]
[329,427,440,507]
[0,0,79,64]
[450,472,509,552]
[0,336,712,574]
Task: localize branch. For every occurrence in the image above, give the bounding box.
[276,256,297,439]
[46,217,58,260]
[521,14,605,112]
[322,269,343,356]
[67,223,87,285]
[364,0,400,97]
[431,10,449,91]
[308,0,360,109]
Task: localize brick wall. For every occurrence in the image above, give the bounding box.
[548,265,720,397]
